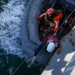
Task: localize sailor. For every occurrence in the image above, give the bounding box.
[34,34,60,56]
[44,34,60,52]
[37,8,63,33]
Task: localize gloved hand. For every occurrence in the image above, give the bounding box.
[37,16,42,20]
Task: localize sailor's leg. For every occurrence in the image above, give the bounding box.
[34,40,47,56]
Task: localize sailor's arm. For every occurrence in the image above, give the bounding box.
[37,12,47,20]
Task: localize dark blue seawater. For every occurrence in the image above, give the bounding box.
[0,0,44,75]
[0,0,8,12]
[0,49,44,75]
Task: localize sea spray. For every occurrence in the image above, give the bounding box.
[0,0,27,58]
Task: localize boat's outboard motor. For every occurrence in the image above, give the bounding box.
[59,0,75,11]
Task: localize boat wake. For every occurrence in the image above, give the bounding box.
[0,0,27,58]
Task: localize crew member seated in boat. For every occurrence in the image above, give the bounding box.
[45,16,73,52]
[37,8,63,33]
[34,34,60,56]
[44,34,60,53]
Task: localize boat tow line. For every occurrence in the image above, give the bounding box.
[11,60,25,75]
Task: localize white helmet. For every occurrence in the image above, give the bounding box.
[47,42,55,53]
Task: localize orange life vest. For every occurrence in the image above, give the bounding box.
[53,12,63,32]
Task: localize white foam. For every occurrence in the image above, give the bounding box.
[0,0,26,58]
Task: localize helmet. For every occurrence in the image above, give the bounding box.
[47,42,55,52]
[47,8,55,15]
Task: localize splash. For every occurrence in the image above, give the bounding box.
[0,0,26,58]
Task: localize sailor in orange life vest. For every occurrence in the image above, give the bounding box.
[34,34,60,56]
[37,8,63,33]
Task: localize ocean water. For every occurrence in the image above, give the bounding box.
[0,0,44,75]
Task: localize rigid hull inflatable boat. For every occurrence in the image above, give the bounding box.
[22,0,75,65]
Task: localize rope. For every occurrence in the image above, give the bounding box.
[11,60,25,75]
[27,57,36,68]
